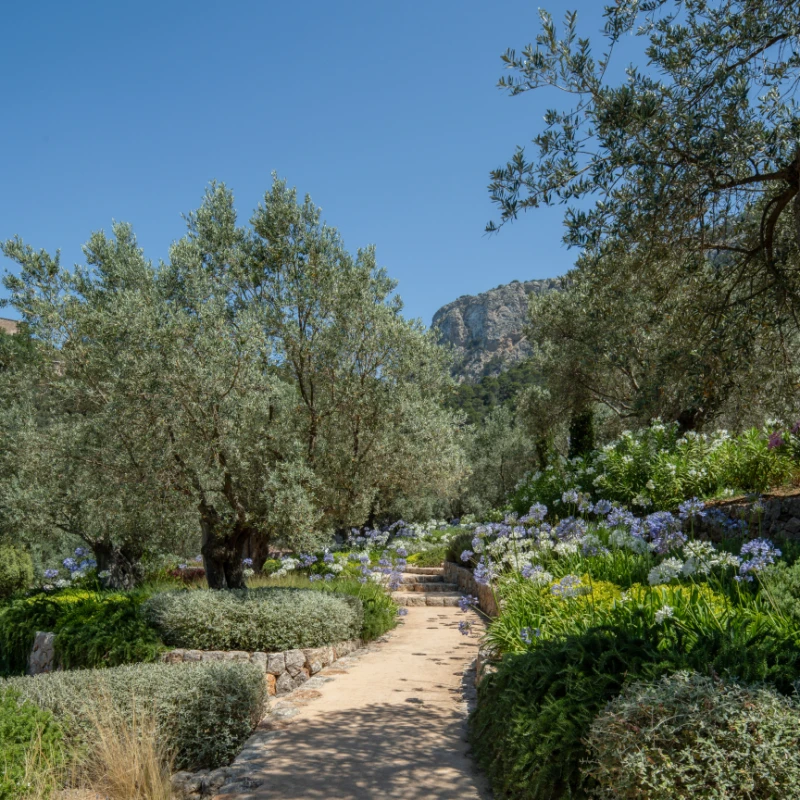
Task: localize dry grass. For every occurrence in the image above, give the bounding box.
[80,696,172,800]
[9,695,173,800]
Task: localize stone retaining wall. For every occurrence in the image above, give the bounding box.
[443,561,498,617]
[700,489,800,539]
[161,639,364,697]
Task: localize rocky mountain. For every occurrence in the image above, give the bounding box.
[432,278,559,381]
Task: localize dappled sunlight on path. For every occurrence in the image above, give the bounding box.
[217,608,489,800]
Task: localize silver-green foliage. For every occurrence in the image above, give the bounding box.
[585,671,800,799]
[2,661,266,771]
[1,176,466,589]
[144,588,363,652]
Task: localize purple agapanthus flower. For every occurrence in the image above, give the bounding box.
[473,557,495,587]
[678,497,706,521]
[739,538,781,577]
[458,594,478,612]
[460,550,474,562]
[592,499,613,516]
[520,627,541,644]
[768,431,785,450]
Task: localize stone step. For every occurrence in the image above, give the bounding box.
[398,573,444,584]
[392,592,461,607]
[402,582,458,593]
[403,566,444,575]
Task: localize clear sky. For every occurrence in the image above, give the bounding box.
[0,0,632,325]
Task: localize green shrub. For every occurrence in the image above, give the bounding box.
[585,671,800,799]
[762,560,800,622]
[0,590,164,676]
[0,687,64,800]
[145,587,363,651]
[0,594,65,676]
[472,611,800,799]
[471,627,668,800]
[510,421,799,515]
[406,545,447,567]
[0,543,33,600]
[445,530,475,566]
[3,661,266,771]
[55,592,163,669]
[320,578,397,641]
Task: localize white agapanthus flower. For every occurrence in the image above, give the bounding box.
[681,541,740,576]
[655,605,674,624]
[648,558,685,586]
[554,541,579,557]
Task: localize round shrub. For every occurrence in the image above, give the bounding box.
[0,543,33,600]
[3,661,266,771]
[0,687,64,799]
[144,587,363,651]
[585,671,800,799]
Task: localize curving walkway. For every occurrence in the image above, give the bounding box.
[215,606,490,800]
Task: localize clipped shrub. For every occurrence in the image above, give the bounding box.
[0,543,33,600]
[3,661,266,771]
[0,590,163,676]
[585,671,800,799]
[145,587,363,652]
[0,687,64,800]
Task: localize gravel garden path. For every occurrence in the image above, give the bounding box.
[215,603,490,800]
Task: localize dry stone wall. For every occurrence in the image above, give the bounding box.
[443,561,498,617]
[161,638,364,697]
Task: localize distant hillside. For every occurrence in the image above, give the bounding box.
[431,278,559,382]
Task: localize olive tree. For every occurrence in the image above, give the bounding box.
[1,177,466,586]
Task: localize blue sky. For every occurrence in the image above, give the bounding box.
[0,1,637,325]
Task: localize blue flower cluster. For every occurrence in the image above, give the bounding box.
[738,538,781,581]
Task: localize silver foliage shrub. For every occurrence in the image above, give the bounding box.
[144,587,363,652]
[2,661,267,770]
[584,671,800,799]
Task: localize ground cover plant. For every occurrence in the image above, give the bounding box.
[0,589,164,677]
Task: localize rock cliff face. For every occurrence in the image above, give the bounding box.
[432,278,559,381]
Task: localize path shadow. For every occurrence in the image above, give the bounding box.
[238,701,492,800]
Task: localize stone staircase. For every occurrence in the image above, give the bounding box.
[391,565,461,606]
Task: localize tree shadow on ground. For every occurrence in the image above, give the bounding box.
[240,700,491,799]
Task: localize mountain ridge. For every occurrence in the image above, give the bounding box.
[431,277,560,382]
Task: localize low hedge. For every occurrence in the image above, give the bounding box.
[586,671,800,798]
[145,587,363,652]
[3,661,266,771]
